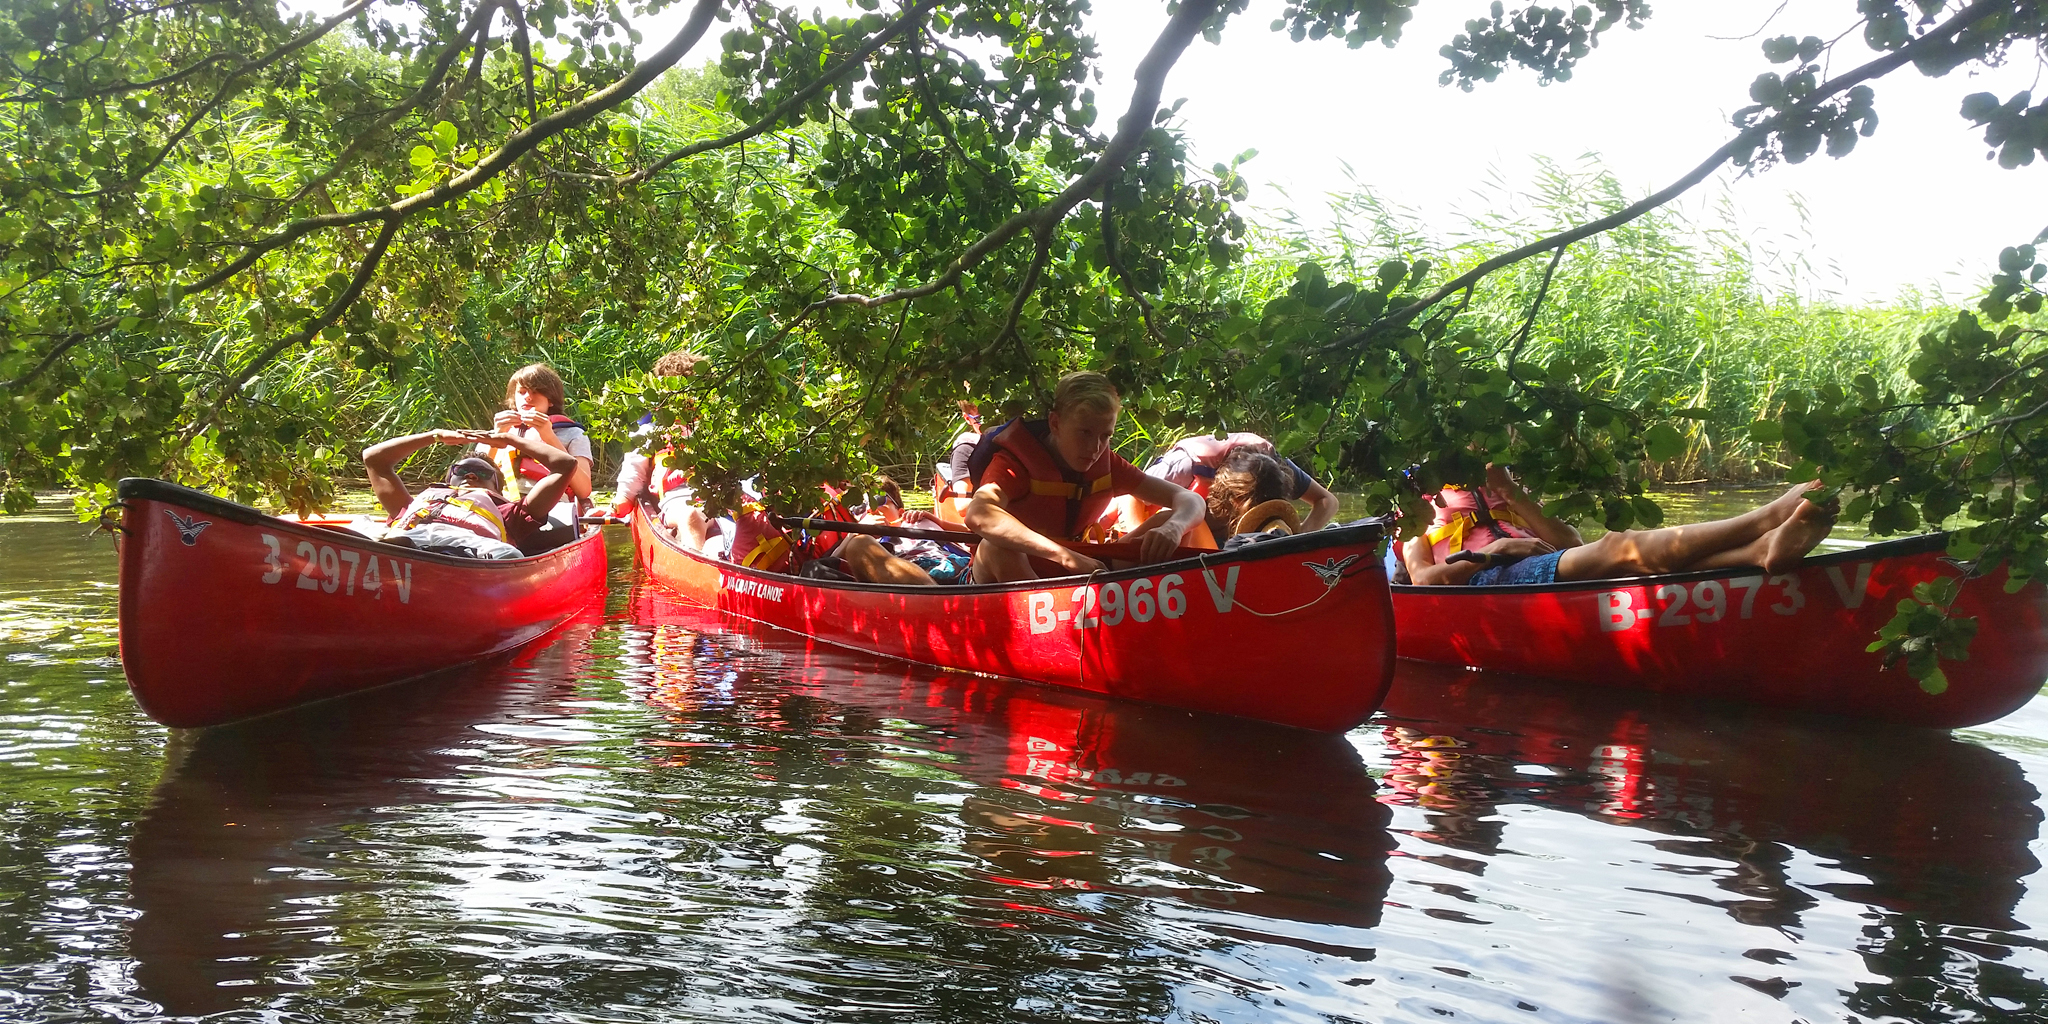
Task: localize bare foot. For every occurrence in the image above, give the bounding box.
[1763,496,1835,574]
[1757,480,1824,531]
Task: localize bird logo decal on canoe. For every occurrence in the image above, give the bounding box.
[163,509,212,546]
[1304,554,1363,586]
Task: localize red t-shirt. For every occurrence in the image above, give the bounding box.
[982,450,1149,540]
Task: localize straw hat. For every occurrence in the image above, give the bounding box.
[1233,499,1300,537]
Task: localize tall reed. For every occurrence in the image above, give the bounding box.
[1244,157,1953,482]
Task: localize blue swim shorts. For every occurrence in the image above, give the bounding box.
[1467,549,1563,586]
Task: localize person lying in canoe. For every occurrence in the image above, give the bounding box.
[1141,431,1341,533]
[613,349,715,551]
[363,429,579,559]
[1401,465,1836,586]
[719,480,951,586]
[963,371,1206,582]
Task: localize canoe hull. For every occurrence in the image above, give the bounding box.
[117,478,608,728]
[631,509,1395,731]
[1391,534,2048,728]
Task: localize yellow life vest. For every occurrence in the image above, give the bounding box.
[393,486,508,541]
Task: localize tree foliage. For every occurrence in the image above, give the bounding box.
[3,0,2046,678]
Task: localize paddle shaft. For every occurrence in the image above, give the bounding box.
[775,516,979,545]
[775,516,1207,564]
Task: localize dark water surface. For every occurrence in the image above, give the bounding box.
[5,497,2047,1022]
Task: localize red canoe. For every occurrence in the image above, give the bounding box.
[629,507,1395,731]
[115,478,608,728]
[1391,533,2048,728]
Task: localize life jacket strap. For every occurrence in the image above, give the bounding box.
[741,535,791,570]
[1425,507,1532,551]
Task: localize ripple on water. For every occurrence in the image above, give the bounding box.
[2,512,2047,1022]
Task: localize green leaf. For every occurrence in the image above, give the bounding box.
[1642,422,1685,462]
[1917,665,1949,695]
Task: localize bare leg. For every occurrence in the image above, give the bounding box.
[840,536,936,586]
[680,507,711,552]
[971,541,1038,584]
[1555,482,1823,580]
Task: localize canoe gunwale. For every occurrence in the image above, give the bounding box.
[1388,531,1949,597]
[652,509,1388,598]
[116,477,601,570]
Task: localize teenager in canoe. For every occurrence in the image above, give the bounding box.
[485,363,595,519]
[963,371,1206,582]
[363,428,580,559]
[1143,431,1342,532]
[1200,450,1314,543]
[1402,465,1836,586]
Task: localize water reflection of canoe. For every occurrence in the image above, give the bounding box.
[1392,533,2048,728]
[127,608,605,1016]
[629,507,1394,731]
[1378,661,2043,931]
[628,585,1395,929]
[114,477,607,727]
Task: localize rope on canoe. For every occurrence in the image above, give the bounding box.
[1198,563,1346,617]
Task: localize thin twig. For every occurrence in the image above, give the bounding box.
[621,0,943,185]
[1326,0,2006,354]
[224,214,405,395]
[1100,181,1161,342]
[1505,243,1568,388]
[756,0,1220,341]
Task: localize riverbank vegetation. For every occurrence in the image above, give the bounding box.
[4,0,2047,684]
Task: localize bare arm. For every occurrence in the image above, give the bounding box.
[615,452,653,506]
[502,410,594,499]
[1126,474,1205,563]
[1402,534,1481,586]
[1299,478,1340,533]
[362,430,468,519]
[963,482,1103,574]
[1488,465,1582,550]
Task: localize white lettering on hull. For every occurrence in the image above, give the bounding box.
[1596,562,1872,631]
[722,575,786,602]
[260,533,411,604]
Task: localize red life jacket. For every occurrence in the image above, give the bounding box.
[967,418,1116,541]
[1426,486,1535,563]
[1166,432,1274,498]
[493,414,583,499]
[391,485,509,541]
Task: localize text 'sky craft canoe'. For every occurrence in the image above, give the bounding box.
[116,478,608,728]
[629,507,1395,732]
[1391,533,2048,728]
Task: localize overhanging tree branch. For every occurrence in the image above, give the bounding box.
[6,0,725,394]
[96,0,382,195]
[618,0,944,185]
[281,0,503,211]
[760,0,1219,338]
[1329,0,2007,353]
[224,213,405,395]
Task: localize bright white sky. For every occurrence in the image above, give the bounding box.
[617,1,2043,300]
